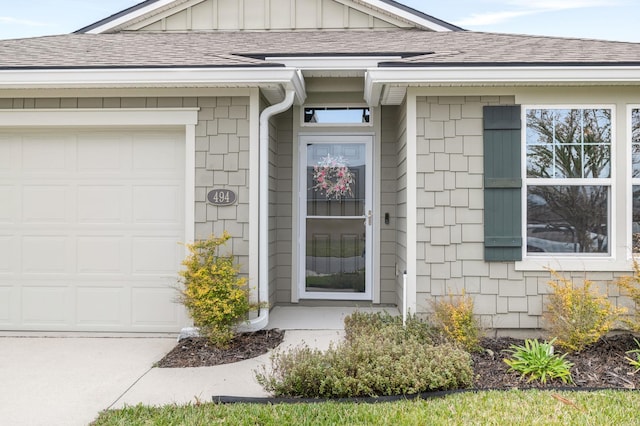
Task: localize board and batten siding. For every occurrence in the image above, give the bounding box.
[274,110,294,304]
[128,0,413,32]
[394,100,408,308]
[380,106,399,304]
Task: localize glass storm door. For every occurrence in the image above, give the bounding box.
[299,135,373,300]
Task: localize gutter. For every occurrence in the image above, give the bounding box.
[364,65,640,106]
[236,90,296,332]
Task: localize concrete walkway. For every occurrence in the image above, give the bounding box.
[0,306,396,426]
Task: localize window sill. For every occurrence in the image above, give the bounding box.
[515,257,634,272]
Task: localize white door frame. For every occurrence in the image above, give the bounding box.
[298,134,374,300]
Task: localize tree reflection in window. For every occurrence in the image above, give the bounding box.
[525,108,611,254]
[632,109,640,252]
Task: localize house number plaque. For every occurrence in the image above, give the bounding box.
[207,189,237,206]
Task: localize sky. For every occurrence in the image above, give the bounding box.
[0,0,638,42]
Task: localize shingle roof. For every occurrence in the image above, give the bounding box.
[1,29,639,70]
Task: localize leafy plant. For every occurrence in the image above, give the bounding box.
[615,260,640,332]
[504,338,574,384]
[625,338,640,373]
[178,232,250,348]
[430,290,483,352]
[255,312,472,398]
[544,271,625,352]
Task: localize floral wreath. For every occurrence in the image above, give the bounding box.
[312,154,355,200]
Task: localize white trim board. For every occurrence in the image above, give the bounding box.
[0,108,199,126]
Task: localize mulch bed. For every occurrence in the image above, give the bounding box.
[157,330,640,390]
[156,329,284,368]
[473,334,640,390]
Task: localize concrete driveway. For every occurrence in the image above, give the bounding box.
[0,307,384,425]
[0,329,344,426]
[0,336,175,426]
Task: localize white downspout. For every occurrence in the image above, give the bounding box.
[237,90,296,332]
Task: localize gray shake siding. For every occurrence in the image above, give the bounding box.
[415,95,627,330]
[194,96,251,276]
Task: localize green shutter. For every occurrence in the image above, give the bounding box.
[483,105,522,261]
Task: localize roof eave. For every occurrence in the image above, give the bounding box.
[77,0,178,34]
[362,0,463,31]
[0,67,307,105]
[365,65,640,106]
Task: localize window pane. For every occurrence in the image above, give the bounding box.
[526,146,552,178]
[304,107,370,124]
[527,185,608,254]
[584,145,610,178]
[633,109,640,143]
[306,143,364,217]
[633,186,640,253]
[526,108,611,179]
[553,145,581,178]
[582,109,611,142]
[633,109,640,177]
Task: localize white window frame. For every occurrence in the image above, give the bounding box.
[520,105,616,264]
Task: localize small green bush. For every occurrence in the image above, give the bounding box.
[343,310,436,345]
[178,232,250,348]
[544,271,625,352]
[430,290,483,352]
[504,338,574,384]
[255,312,473,398]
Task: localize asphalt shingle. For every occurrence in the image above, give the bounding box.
[0,29,639,69]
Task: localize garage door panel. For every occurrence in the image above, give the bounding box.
[22,236,70,274]
[133,185,182,224]
[132,236,183,275]
[133,134,183,171]
[0,186,16,223]
[77,186,126,224]
[0,287,12,322]
[77,236,125,275]
[0,236,14,273]
[132,286,178,326]
[0,137,12,170]
[22,186,69,224]
[21,136,69,171]
[76,135,127,171]
[76,287,123,325]
[22,286,71,324]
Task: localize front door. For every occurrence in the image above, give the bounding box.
[298,135,373,300]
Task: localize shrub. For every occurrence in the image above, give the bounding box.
[544,271,625,352]
[504,338,574,384]
[430,290,483,352]
[615,260,640,332]
[343,310,435,345]
[178,232,250,347]
[255,312,473,398]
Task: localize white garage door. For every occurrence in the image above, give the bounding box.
[0,129,187,332]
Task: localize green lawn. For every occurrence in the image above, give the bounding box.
[93,390,639,425]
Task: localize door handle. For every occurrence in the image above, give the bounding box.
[367,210,372,225]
